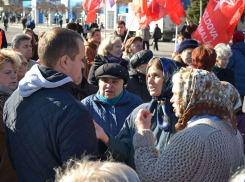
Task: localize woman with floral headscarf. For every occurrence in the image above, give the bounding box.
[94,57,178,169]
[133,68,245,182]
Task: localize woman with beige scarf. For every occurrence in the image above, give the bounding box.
[133,68,245,182]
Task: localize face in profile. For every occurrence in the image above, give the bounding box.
[170,83,182,118]
[0,62,18,91]
[147,65,164,97]
[99,77,124,99]
[18,57,28,81]
[180,48,194,65]
[67,39,85,83]
[215,56,230,69]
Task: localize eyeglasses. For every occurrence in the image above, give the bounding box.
[20,62,28,67]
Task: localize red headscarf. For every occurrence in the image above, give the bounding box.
[233,31,244,44]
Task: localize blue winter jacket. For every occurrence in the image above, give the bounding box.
[3,65,97,182]
[228,41,245,95]
[82,90,143,137]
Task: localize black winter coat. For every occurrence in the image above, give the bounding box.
[88,55,128,86]
[114,31,131,43]
[126,70,151,103]
[212,67,235,86]
[4,66,97,182]
[152,27,161,39]
[78,77,98,100]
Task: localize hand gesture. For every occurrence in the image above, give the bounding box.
[93,120,109,146]
[135,109,152,131]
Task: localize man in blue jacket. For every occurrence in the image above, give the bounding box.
[3,27,98,182]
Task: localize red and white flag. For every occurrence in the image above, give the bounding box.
[83,0,105,23]
[164,0,186,25]
[194,0,245,47]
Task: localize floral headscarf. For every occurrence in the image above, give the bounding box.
[173,67,236,132]
[147,58,177,130]
[220,81,241,112]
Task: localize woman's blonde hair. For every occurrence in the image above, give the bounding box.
[55,156,141,182]
[0,49,21,70]
[97,36,122,57]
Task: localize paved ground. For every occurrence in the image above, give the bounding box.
[3,23,175,59]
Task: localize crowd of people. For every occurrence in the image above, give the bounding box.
[0,20,245,182]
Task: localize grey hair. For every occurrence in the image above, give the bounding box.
[12,34,31,49]
[97,36,122,57]
[229,167,245,182]
[214,43,232,58]
[55,156,141,182]
[15,51,27,62]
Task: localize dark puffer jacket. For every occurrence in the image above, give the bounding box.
[212,67,235,86]
[98,100,178,169]
[228,41,245,95]
[88,55,128,86]
[4,65,97,182]
[126,70,151,103]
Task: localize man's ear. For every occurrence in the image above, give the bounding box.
[59,55,70,70]
[13,47,17,51]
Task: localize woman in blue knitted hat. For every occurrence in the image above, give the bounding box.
[174,39,198,68]
[94,57,178,169]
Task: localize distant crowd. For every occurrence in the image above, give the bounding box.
[0,19,245,182]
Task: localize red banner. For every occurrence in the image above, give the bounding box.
[83,0,105,23]
[132,0,167,29]
[194,0,245,47]
[0,31,3,49]
[164,0,186,25]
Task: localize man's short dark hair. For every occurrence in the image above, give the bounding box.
[89,28,100,37]
[116,20,125,27]
[187,24,198,35]
[38,27,83,69]
[66,22,78,32]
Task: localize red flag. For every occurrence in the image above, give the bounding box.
[83,0,105,23]
[132,0,167,29]
[194,0,245,47]
[0,31,3,49]
[131,0,148,15]
[164,0,186,25]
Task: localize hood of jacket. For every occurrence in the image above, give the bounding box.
[84,38,98,50]
[18,64,73,97]
[231,41,245,54]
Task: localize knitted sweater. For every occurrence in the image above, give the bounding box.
[133,118,245,182]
